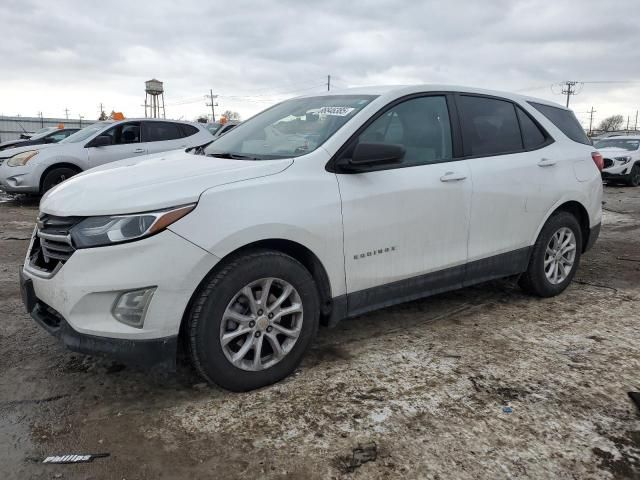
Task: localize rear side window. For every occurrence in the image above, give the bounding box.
[458,95,523,156]
[517,107,547,149]
[143,122,184,142]
[529,102,591,145]
[181,124,199,137]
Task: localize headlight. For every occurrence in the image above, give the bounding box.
[615,156,632,164]
[70,204,195,248]
[7,150,38,167]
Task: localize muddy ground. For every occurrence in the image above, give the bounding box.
[1,186,639,480]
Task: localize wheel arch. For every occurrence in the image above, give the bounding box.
[538,200,592,253]
[178,238,336,351]
[39,162,83,193]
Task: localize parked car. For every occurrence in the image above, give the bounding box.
[20,85,602,391]
[0,119,213,194]
[593,136,640,186]
[0,127,80,152]
[205,121,240,138]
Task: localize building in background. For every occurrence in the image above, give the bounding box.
[0,116,96,142]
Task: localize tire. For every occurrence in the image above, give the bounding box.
[627,164,640,187]
[519,211,583,297]
[187,249,319,391]
[41,167,78,194]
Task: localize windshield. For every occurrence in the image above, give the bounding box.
[206,123,224,135]
[594,138,640,151]
[60,122,112,144]
[29,128,58,140]
[203,95,377,159]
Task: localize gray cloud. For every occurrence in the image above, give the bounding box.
[1,0,639,125]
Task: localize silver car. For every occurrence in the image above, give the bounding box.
[0,119,214,194]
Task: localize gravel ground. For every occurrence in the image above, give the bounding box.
[1,186,639,480]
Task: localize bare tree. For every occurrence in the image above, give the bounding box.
[598,115,624,132]
[222,110,242,121]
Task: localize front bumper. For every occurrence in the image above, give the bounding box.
[21,228,220,364]
[22,274,178,368]
[0,163,41,193]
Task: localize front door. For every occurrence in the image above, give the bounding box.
[336,95,472,315]
[87,121,147,167]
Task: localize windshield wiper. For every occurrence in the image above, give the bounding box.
[207,152,261,160]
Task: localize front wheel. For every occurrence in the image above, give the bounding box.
[519,211,582,297]
[41,167,78,194]
[627,164,640,187]
[186,250,319,391]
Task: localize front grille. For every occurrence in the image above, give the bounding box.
[603,158,614,169]
[29,214,82,274]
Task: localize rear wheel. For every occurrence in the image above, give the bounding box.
[519,211,582,297]
[41,167,78,193]
[187,249,319,391]
[627,164,640,187]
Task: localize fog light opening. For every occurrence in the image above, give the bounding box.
[112,287,156,328]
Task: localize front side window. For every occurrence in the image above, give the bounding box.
[458,95,523,156]
[143,122,184,142]
[357,96,453,166]
[204,95,376,160]
[100,122,141,145]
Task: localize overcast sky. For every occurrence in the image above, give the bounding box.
[1,0,639,129]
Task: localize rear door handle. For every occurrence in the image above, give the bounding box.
[133,148,145,153]
[538,158,557,167]
[440,171,467,182]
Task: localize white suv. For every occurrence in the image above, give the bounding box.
[20,85,603,391]
[0,119,213,194]
[593,136,640,186]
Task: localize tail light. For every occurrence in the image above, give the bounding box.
[591,151,604,172]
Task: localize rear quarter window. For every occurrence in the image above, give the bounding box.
[529,102,591,145]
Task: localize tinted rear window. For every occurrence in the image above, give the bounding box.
[181,124,199,137]
[529,102,591,145]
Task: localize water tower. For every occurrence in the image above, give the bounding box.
[145,79,166,118]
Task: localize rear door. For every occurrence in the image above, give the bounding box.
[336,94,472,314]
[142,121,189,154]
[457,94,556,278]
[86,121,146,167]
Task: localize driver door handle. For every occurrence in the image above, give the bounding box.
[538,158,557,167]
[440,171,467,182]
[133,148,145,153]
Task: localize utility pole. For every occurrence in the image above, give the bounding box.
[634,110,638,132]
[38,111,43,128]
[64,108,70,120]
[626,115,630,133]
[206,89,218,122]
[79,115,84,127]
[588,107,596,136]
[561,81,580,108]
[327,74,331,92]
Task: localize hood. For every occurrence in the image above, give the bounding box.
[0,138,26,150]
[596,147,636,155]
[40,149,293,216]
[0,142,56,158]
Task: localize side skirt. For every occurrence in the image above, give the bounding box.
[329,246,532,324]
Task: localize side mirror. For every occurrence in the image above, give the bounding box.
[89,135,112,148]
[336,142,405,172]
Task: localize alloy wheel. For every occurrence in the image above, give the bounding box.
[220,277,303,371]
[544,227,577,285]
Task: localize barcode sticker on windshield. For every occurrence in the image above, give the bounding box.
[319,107,355,117]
